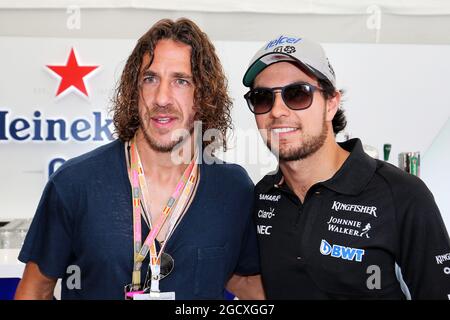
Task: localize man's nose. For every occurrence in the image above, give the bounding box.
[270,91,290,119]
[153,81,172,108]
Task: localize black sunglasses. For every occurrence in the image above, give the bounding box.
[244,82,324,115]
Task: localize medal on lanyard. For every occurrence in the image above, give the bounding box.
[124,137,198,300]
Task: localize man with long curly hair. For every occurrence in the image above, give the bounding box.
[15,18,263,300]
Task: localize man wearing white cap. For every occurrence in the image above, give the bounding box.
[243,35,450,299]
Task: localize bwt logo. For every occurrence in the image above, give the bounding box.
[320,239,365,262]
[265,36,302,50]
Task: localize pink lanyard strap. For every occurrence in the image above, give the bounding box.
[127,137,198,290]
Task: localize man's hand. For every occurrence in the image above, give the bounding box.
[14,262,57,300]
[226,274,265,300]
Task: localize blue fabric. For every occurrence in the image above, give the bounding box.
[18,140,259,300]
[0,278,21,300]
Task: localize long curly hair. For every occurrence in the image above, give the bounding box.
[111,18,232,150]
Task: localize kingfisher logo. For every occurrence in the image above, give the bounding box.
[265,36,302,50]
[320,239,365,262]
[331,201,377,217]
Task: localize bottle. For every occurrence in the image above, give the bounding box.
[398,152,420,177]
[383,144,392,161]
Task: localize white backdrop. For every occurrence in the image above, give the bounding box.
[219,41,450,232]
[0,36,449,232]
[2,0,450,15]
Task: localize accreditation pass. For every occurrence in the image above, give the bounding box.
[133,291,175,300]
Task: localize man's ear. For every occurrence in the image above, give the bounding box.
[325,90,341,122]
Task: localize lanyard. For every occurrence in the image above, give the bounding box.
[127,137,198,292]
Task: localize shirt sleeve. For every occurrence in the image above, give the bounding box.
[18,179,74,279]
[395,177,450,300]
[233,211,261,276]
[232,175,261,276]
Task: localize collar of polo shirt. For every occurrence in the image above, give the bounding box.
[258,139,377,195]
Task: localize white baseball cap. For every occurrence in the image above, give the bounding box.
[243,35,336,88]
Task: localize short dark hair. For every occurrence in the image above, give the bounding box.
[250,62,347,136]
[318,78,347,135]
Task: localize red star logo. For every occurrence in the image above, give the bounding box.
[47,48,99,97]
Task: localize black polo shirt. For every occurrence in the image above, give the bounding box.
[254,138,450,299]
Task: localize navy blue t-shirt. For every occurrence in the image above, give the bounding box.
[19,140,260,299]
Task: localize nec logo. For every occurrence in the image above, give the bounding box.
[265,36,302,50]
[320,239,365,262]
[257,225,272,235]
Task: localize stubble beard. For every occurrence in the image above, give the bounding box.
[267,112,328,162]
[139,107,195,153]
